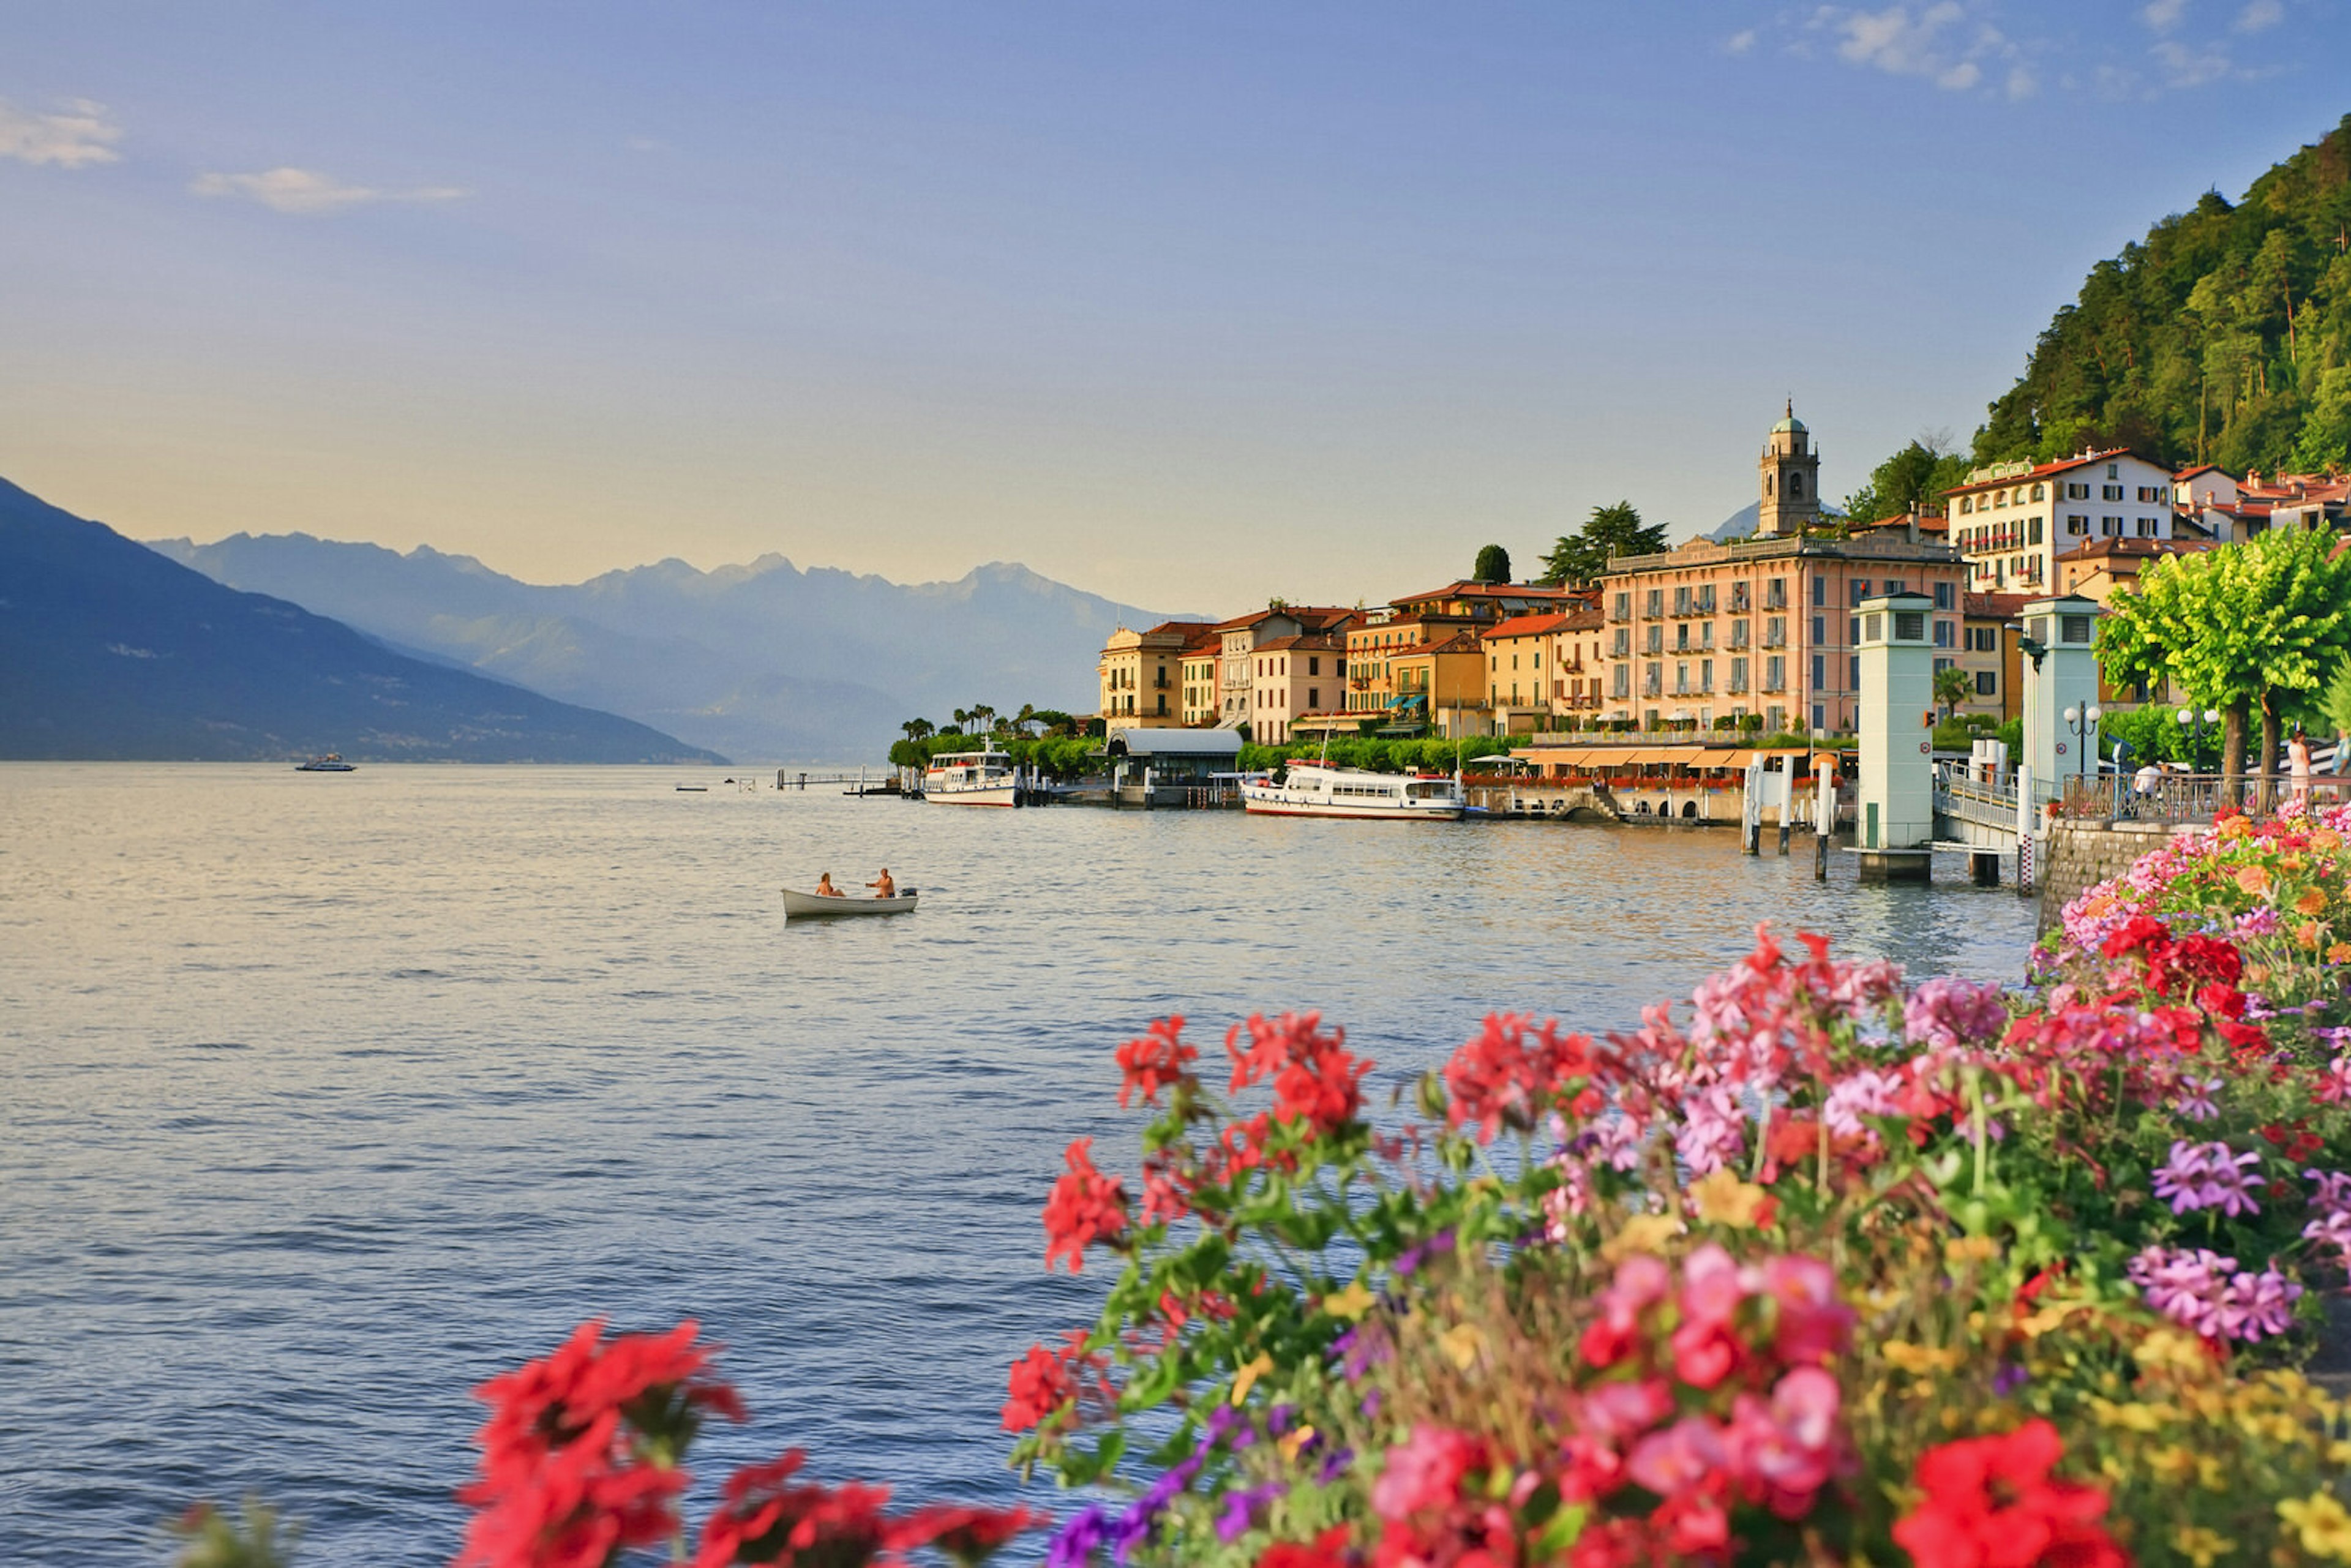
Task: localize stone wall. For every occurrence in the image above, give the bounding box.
[2036,820,2203,935]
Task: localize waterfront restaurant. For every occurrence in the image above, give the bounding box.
[1509,741,1833,822]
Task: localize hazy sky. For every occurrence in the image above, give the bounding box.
[2,2,2343,613]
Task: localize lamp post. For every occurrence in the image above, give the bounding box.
[2061,702,2103,781]
[2175,705,2219,769]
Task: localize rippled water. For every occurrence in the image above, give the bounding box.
[0,763,2037,1563]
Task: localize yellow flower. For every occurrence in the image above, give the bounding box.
[1884,1341,1964,1374]
[1277,1423,1316,1461]
[2221,816,2254,841]
[1689,1167,1769,1229]
[2298,887,2330,915]
[2279,1493,2351,1561]
[1321,1281,1376,1321]
[2170,1524,2233,1567]
[2090,1398,2168,1433]
[2146,1446,2197,1484]
[1603,1212,1686,1261]
[2301,921,2325,950]
[1944,1236,2001,1267]
[1230,1351,1273,1406]
[1439,1322,1487,1371]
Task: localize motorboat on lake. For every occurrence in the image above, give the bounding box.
[922,746,1019,807]
[294,754,357,772]
[1240,762,1464,820]
[782,887,919,919]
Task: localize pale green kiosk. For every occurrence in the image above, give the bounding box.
[1852,591,1937,881]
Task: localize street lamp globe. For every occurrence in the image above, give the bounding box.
[2087,705,2103,725]
[2063,705,2079,726]
[2177,707,2192,726]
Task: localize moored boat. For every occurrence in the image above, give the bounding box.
[922,746,1019,806]
[294,754,357,772]
[782,887,919,918]
[1240,762,1464,820]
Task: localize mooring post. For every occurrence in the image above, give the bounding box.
[1814,755,1832,880]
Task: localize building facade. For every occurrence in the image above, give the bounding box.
[1946,449,2177,594]
[1755,403,1823,538]
[1097,620,1211,727]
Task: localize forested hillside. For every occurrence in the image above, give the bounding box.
[1974,111,2351,476]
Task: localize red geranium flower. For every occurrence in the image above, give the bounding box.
[1891,1420,2124,1568]
[691,1450,896,1568]
[889,1502,1048,1566]
[1117,1016,1198,1109]
[1000,1329,1101,1434]
[1256,1525,1356,1568]
[1041,1137,1129,1273]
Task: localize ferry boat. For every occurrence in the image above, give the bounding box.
[922,746,1019,807]
[1240,762,1464,821]
[294,754,357,773]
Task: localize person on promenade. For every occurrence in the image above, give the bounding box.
[2290,727,2314,811]
[868,868,896,899]
[814,871,844,898]
[2133,760,2162,816]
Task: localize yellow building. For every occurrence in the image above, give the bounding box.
[1097,620,1208,727]
[1391,632,1491,738]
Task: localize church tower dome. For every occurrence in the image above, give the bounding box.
[1756,399,1822,538]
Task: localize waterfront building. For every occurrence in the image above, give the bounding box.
[2053,536,2207,606]
[1213,606,1357,737]
[1595,411,1965,737]
[1482,605,1603,734]
[1958,591,2027,723]
[1390,631,1491,738]
[1945,449,2176,593]
[1097,620,1213,727]
[1386,579,1580,621]
[1176,623,1224,726]
[1250,630,1351,743]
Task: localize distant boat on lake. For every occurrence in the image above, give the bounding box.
[923,746,1019,807]
[782,887,919,918]
[294,754,357,772]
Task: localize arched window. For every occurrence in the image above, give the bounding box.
[1790,473,1804,498]
[1765,474,1775,497]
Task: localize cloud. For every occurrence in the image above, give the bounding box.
[1809,3,2027,92]
[2139,0,2189,31]
[2150,37,2242,84]
[190,166,468,215]
[1723,28,1758,53]
[2236,0,2283,29]
[0,96,123,167]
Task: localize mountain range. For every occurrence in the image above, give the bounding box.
[148,533,1190,762]
[0,478,722,763]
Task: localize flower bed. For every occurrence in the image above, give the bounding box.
[999,801,2351,1567]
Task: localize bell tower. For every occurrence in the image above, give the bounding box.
[1756,400,1822,538]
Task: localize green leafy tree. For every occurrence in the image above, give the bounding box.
[1472,543,1512,583]
[1932,664,1972,721]
[2323,653,2351,739]
[2097,528,2351,805]
[1844,437,1974,525]
[901,717,935,743]
[1537,502,1667,586]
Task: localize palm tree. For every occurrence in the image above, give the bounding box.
[902,718,935,743]
[1014,702,1039,737]
[950,707,972,734]
[971,703,999,736]
[1932,665,1971,722]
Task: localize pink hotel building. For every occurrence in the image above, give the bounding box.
[1594,409,1967,736]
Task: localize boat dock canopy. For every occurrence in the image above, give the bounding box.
[1104,727,1246,759]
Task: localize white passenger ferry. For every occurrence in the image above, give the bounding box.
[923,746,1019,807]
[1240,762,1464,821]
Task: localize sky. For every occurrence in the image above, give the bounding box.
[2,2,2345,615]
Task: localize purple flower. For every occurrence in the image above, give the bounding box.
[2173,1077,2222,1122]
[1213,1482,1286,1544]
[1992,1362,2031,1396]
[2152,1139,2264,1217]
[2237,907,2281,939]
[1317,1444,1356,1485]
[1048,1506,1111,1568]
[1904,975,2009,1052]
[2128,1245,2303,1343]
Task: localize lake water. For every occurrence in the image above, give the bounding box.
[0,763,2037,1564]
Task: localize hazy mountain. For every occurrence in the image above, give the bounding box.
[1707,503,1760,542]
[148,533,1193,761]
[0,478,722,763]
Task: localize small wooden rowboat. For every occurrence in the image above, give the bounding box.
[782,887,918,919]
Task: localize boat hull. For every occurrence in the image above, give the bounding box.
[783,888,918,918]
[1240,797,1462,820]
[923,785,1018,806]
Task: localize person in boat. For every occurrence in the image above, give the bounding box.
[867,868,896,899]
[814,872,844,898]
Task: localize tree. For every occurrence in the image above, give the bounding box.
[1538,503,1667,586]
[1472,544,1512,583]
[901,717,935,743]
[1844,436,1974,525]
[1932,665,1971,721]
[2096,528,2351,806]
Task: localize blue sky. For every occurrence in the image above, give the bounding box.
[2,2,2344,612]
